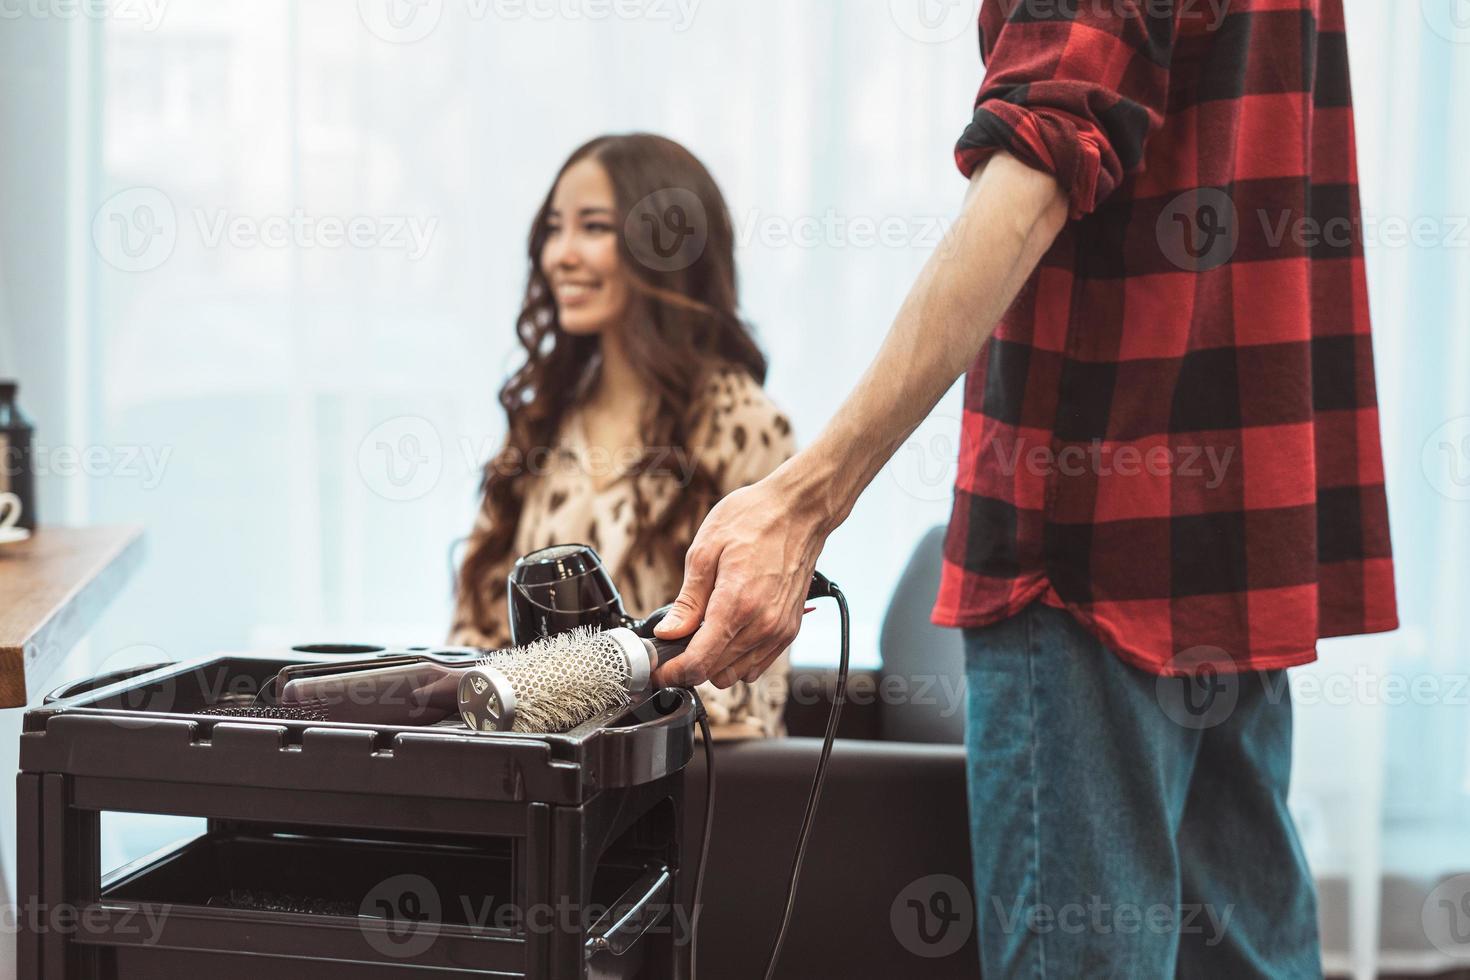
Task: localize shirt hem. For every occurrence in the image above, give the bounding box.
[932,583,1402,676]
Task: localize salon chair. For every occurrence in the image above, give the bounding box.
[687,527,980,979]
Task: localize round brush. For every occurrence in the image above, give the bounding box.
[457,625,689,733]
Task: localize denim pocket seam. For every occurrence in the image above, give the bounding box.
[1024,605,1047,979]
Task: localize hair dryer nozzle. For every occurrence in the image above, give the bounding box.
[507,543,629,646]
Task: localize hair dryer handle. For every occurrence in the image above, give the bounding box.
[628,605,674,639]
[630,571,833,639]
[278,658,462,725]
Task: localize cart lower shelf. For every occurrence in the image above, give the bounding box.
[76,830,655,979]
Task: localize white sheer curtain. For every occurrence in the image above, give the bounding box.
[2,1,1465,973]
[83,0,980,671]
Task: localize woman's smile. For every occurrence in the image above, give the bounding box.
[554,280,601,306]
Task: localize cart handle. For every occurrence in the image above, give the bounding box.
[584,863,674,958]
[43,662,175,704]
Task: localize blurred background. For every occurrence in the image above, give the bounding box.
[0,0,1466,976]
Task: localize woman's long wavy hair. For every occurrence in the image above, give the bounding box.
[456,133,768,633]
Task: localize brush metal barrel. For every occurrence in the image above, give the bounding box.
[457,627,656,733]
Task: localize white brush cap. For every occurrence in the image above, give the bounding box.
[457,664,517,732]
[602,627,655,692]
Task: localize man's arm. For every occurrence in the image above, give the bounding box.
[653,151,1069,687]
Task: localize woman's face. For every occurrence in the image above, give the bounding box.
[541,157,632,336]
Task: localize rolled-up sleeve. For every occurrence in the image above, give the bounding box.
[956,0,1178,218]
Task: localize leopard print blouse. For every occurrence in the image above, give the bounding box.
[449,364,797,739]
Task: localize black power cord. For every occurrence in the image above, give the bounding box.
[690,704,714,980]
[761,576,847,980]
[684,573,848,980]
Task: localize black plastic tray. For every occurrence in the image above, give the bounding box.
[23,652,698,806]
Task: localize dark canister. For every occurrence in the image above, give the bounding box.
[0,380,36,531]
[506,543,627,646]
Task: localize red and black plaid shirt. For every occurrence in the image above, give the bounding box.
[932,0,1398,674]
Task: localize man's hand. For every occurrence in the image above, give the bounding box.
[653,153,1067,689]
[652,465,830,688]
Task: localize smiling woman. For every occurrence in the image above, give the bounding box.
[541,161,631,334]
[448,134,796,739]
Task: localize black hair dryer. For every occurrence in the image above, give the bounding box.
[507,542,835,648]
[507,543,671,646]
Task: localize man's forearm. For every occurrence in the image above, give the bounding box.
[776,152,1070,530]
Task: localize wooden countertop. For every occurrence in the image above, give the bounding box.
[0,525,145,707]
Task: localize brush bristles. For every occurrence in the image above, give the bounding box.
[477,626,633,733]
[200,703,329,722]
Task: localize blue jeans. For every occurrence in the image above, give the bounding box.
[963,603,1322,979]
